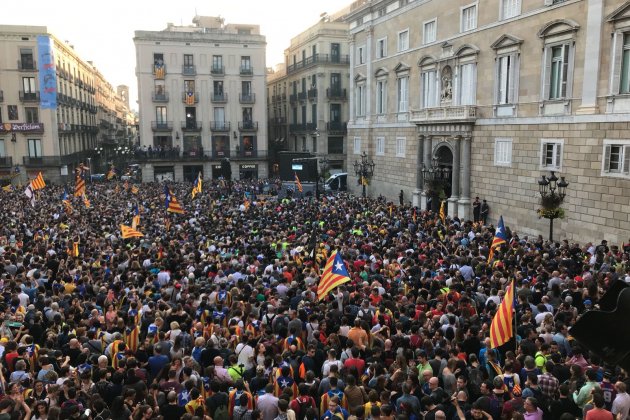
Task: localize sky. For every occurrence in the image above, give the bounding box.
[3,0,351,111]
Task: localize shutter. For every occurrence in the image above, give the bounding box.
[494,57,500,105]
[561,44,569,98]
[542,47,552,100]
[612,32,623,94]
[624,145,630,174]
[499,57,509,104]
[603,145,611,173]
[507,55,515,103]
[512,53,521,104]
[555,143,562,169]
[494,141,499,164]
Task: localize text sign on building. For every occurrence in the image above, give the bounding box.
[0,123,45,133]
[37,35,57,109]
[240,164,257,169]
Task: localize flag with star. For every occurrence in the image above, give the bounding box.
[164,186,185,214]
[192,172,202,199]
[488,215,507,262]
[62,188,73,215]
[132,204,140,230]
[317,250,351,300]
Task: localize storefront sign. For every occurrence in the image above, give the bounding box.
[0,123,45,133]
[240,164,257,169]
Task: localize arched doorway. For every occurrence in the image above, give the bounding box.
[427,144,453,212]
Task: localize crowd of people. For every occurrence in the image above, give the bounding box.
[0,177,627,420]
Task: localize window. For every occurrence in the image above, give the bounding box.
[242,81,252,95]
[356,84,366,117]
[328,137,344,154]
[330,103,341,122]
[28,139,41,158]
[25,107,38,123]
[461,4,477,32]
[421,70,438,108]
[357,46,365,65]
[311,104,317,124]
[496,55,516,104]
[458,63,476,105]
[396,137,406,157]
[620,34,630,94]
[183,54,193,66]
[377,38,387,58]
[376,80,386,114]
[8,106,18,120]
[331,43,341,63]
[242,107,253,122]
[353,137,361,154]
[494,138,513,166]
[213,107,225,125]
[240,56,251,73]
[376,137,385,155]
[153,53,164,66]
[212,55,223,71]
[549,45,569,99]
[423,20,437,44]
[155,106,167,123]
[398,30,409,52]
[22,77,36,93]
[540,139,563,170]
[20,48,34,69]
[397,77,408,112]
[501,0,521,19]
[603,140,630,175]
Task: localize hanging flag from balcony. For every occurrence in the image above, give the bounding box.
[154,63,165,79]
[186,91,195,105]
[37,35,57,109]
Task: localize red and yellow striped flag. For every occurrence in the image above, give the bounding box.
[317,250,351,301]
[131,185,139,194]
[74,175,86,197]
[83,195,91,209]
[489,279,515,349]
[439,200,446,224]
[120,224,143,239]
[31,172,46,190]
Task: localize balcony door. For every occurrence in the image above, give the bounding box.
[331,43,340,63]
[185,107,196,129]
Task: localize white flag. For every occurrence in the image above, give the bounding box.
[24,184,35,207]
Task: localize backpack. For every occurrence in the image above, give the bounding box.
[295,397,312,420]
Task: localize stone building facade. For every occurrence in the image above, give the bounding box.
[134,16,268,182]
[345,0,630,243]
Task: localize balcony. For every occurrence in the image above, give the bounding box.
[19,91,40,102]
[17,60,37,71]
[211,65,224,75]
[409,105,477,123]
[270,117,286,125]
[289,123,317,133]
[182,65,196,76]
[0,156,12,167]
[238,121,258,131]
[239,93,256,104]
[326,88,347,100]
[23,156,60,166]
[212,150,230,158]
[181,121,202,132]
[327,121,348,134]
[298,92,308,101]
[151,121,173,131]
[210,121,231,132]
[211,92,228,103]
[181,92,199,104]
[289,94,298,104]
[240,66,253,75]
[236,150,267,159]
[286,53,350,74]
[152,92,169,102]
[308,89,318,100]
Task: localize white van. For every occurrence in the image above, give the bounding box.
[324,173,347,192]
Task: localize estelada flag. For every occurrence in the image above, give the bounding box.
[120,224,143,239]
[165,186,185,214]
[489,279,515,348]
[488,215,508,262]
[317,250,351,300]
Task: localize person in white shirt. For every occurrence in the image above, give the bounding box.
[613,382,630,420]
[235,336,254,371]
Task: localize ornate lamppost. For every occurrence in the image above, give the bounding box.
[353,151,375,198]
[537,171,569,242]
[421,157,451,212]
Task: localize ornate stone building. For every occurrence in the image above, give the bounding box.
[345,0,630,243]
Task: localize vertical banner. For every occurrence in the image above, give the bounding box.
[37,35,57,109]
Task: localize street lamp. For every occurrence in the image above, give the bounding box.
[537,171,569,242]
[353,151,375,198]
[421,157,451,211]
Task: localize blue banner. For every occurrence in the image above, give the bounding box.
[37,35,57,109]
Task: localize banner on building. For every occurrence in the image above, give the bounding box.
[37,35,57,109]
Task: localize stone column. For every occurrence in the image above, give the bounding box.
[365,25,373,122]
[458,136,472,220]
[413,134,425,207]
[421,135,432,211]
[448,136,461,217]
[348,35,355,124]
[576,0,603,115]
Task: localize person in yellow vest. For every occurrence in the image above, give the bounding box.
[184,388,206,415]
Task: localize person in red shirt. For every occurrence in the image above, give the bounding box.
[343,347,366,376]
[369,289,382,306]
[4,341,19,372]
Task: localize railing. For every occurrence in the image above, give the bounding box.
[269,117,286,125]
[152,92,169,102]
[239,93,256,104]
[181,92,199,104]
[289,123,317,133]
[308,89,318,100]
[181,121,202,131]
[211,65,224,75]
[17,60,37,71]
[289,94,298,104]
[151,121,173,131]
[240,66,253,75]
[182,65,196,75]
[19,91,40,102]
[0,156,12,167]
[211,92,228,103]
[409,105,477,122]
[327,121,347,133]
[287,54,350,74]
[212,150,230,158]
[210,121,231,131]
[132,150,269,161]
[326,88,347,100]
[23,150,94,166]
[298,92,307,101]
[238,121,258,131]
